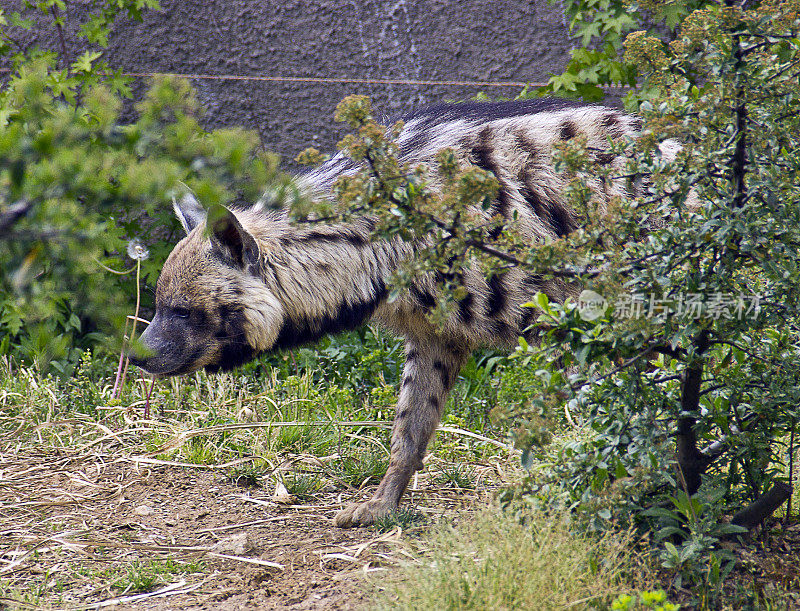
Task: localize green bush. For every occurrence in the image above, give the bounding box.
[0,3,291,376]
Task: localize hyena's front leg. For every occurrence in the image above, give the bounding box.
[334,339,468,527]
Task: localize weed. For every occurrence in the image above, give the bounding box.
[114,559,204,594]
[434,464,476,490]
[334,451,389,488]
[117,561,160,593]
[283,473,324,500]
[374,508,425,533]
[183,435,220,465]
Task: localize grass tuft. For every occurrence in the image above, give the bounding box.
[434,463,477,489]
[283,473,324,500]
[334,451,389,488]
[374,508,425,533]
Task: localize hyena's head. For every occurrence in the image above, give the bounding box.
[129,196,284,377]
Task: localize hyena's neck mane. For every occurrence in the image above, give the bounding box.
[242,210,407,352]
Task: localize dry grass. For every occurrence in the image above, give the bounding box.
[372,505,655,610]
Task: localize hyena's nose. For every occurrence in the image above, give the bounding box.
[126,353,145,368]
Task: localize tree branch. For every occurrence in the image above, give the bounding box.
[0,199,31,233]
[731,482,792,530]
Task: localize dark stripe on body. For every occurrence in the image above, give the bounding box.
[272,280,388,351]
[519,179,576,238]
[601,113,626,138]
[457,293,474,325]
[472,127,512,237]
[281,228,368,247]
[487,275,506,316]
[514,131,540,158]
[410,284,436,310]
[520,307,537,335]
[590,147,617,165]
[559,121,577,140]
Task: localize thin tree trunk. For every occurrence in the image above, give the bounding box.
[676,330,711,495]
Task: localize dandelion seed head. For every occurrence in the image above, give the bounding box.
[127,239,150,261]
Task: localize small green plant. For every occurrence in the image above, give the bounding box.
[183,436,219,466]
[374,508,425,533]
[283,473,324,500]
[434,464,476,490]
[334,451,389,488]
[114,559,203,593]
[118,561,160,593]
[273,422,336,455]
[611,589,680,611]
[639,490,747,606]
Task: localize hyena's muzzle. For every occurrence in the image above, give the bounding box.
[129,301,258,377]
[128,309,207,377]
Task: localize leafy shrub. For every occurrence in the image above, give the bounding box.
[0,3,291,375]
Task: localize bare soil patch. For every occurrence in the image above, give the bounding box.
[0,447,498,610]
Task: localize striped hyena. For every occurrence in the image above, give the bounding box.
[130,98,643,527]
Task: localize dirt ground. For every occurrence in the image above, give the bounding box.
[0,448,496,610]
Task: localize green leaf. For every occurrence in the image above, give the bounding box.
[663,542,680,559]
[534,292,550,312]
[9,11,35,29]
[641,507,681,521]
[71,50,103,74]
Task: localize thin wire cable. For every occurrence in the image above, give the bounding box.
[0,66,631,90]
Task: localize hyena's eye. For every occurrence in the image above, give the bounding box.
[173,307,191,319]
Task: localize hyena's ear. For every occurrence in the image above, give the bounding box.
[208,204,261,271]
[173,193,207,235]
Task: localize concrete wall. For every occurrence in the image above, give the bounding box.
[5,0,589,170]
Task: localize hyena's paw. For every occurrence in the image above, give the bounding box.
[334,497,396,528]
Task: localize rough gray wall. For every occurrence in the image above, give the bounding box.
[5,1,597,170]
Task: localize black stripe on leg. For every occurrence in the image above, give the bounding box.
[432,360,450,388]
